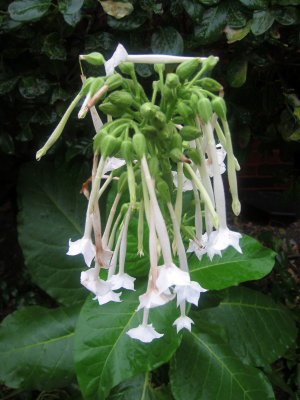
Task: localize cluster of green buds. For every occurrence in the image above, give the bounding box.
[37,44,242,343]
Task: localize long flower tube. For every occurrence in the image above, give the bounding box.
[102,192,122,249]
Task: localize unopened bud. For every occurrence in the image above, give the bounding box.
[196,78,223,92]
[140,102,160,120]
[106,90,133,108]
[197,98,213,124]
[170,132,182,150]
[121,140,134,163]
[166,73,180,89]
[177,101,194,119]
[157,179,171,202]
[176,58,201,81]
[151,110,167,130]
[79,52,105,66]
[100,134,118,157]
[149,156,159,177]
[105,73,123,91]
[118,62,135,76]
[212,97,227,121]
[132,133,146,159]
[180,126,202,141]
[118,171,128,193]
[188,148,201,165]
[99,102,123,117]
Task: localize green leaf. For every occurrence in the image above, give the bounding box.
[18,77,50,99]
[74,281,181,400]
[17,161,89,306]
[100,1,134,19]
[227,57,248,87]
[107,11,147,31]
[58,0,84,15]
[0,305,79,390]
[189,234,276,290]
[182,0,204,23]
[274,7,300,26]
[135,63,154,78]
[227,0,248,28]
[8,0,51,22]
[251,10,275,35]
[195,287,297,367]
[151,27,184,55]
[225,22,251,44]
[170,329,275,400]
[238,0,269,9]
[63,10,82,26]
[0,75,19,95]
[194,5,227,45]
[199,0,220,5]
[42,33,67,61]
[272,0,300,4]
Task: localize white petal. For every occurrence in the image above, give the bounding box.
[186,233,208,261]
[126,323,163,343]
[206,144,227,177]
[67,237,95,267]
[100,248,113,269]
[80,268,111,296]
[173,315,194,333]
[105,44,128,76]
[156,264,190,294]
[172,171,194,191]
[174,281,207,306]
[102,157,126,176]
[137,289,174,311]
[207,227,242,260]
[109,272,136,291]
[94,290,122,305]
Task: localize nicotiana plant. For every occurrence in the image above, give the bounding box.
[0,44,297,400]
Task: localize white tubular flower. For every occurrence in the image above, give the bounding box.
[109,272,135,291]
[137,288,175,311]
[207,227,242,261]
[205,144,227,177]
[174,281,207,307]
[126,323,163,343]
[95,289,122,305]
[67,237,96,267]
[172,170,198,192]
[156,264,190,294]
[187,233,208,261]
[99,248,113,269]
[102,157,126,176]
[173,315,194,333]
[105,44,128,75]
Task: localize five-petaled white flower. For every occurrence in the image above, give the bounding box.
[173,315,194,333]
[156,263,190,294]
[126,323,164,343]
[174,281,207,307]
[186,233,208,261]
[137,288,175,311]
[109,272,136,291]
[207,227,242,261]
[67,237,95,267]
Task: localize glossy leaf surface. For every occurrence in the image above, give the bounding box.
[194,5,227,45]
[194,286,297,366]
[18,161,89,306]
[8,0,51,22]
[189,234,276,290]
[74,281,181,400]
[170,329,275,400]
[151,27,184,55]
[0,305,79,390]
[251,10,275,36]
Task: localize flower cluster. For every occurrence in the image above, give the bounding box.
[36,44,242,343]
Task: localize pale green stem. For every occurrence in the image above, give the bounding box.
[141,168,150,225]
[98,173,113,199]
[184,163,219,229]
[108,211,122,250]
[215,121,227,148]
[141,155,173,266]
[149,198,158,288]
[192,180,202,240]
[108,225,124,279]
[138,200,144,256]
[102,192,122,248]
[127,162,136,206]
[222,119,241,216]
[88,156,106,214]
[118,205,132,274]
[36,93,82,160]
[167,202,189,273]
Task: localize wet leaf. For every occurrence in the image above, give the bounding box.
[8,0,51,22]
[182,0,204,23]
[251,10,275,36]
[151,27,184,55]
[18,77,50,99]
[58,0,84,14]
[238,0,269,9]
[194,5,227,45]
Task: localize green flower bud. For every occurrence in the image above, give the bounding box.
[188,148,201,165]
[106,90,133,108]
[177,101,194,119]
[157,178,171,203]
[204,55,218,71]
[93,129,107,154]
[140,102,160,120]
[149,156,159,177]
[176,58,201,81]
[178,88,191,100]
[80,52,105,66]
[212,97,227,120]
[151,110,167,130]
[154,63,165,74]
[196,77,223,92]
[121,140,134,163]
[99,102,123,117]
[180,126,202,141]
[141,125,157,138]
[132,133,146,159]
[100,134,118,157]
[80,77,95,95]
[197,97,213,124]
[166,73,180,89]
[170,148,183,163]
[118,62,135,76]
[105,73,123,91]
[170,132,182,150]
[90,77,105,96]
[118,171,128,193]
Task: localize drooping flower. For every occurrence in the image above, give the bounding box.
[186,233,208,261]
[126,323,163,343]
[205,144,227,177]
[174,281,207,307]
[206,227,242,261]
[156,263,190,294]
[137,288,175,311]
[105,43,128,75]
[173,315,194,333]
[67,236,95,267]
[109,272,136,291]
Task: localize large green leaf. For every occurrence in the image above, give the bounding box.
[74,281,182,400]
[170,329,275,400]
[194,5,227,45]
[195,287,297,367]
[238,0,268,9]
[274,7,300,26]
[107,11,147,31]
[251,10,275,36]
[58,0,84,15]
[151,27,184,55]
[189,234,276,290]
[8,0,51,22]
[0,305,79,390]
[181,0,204,24]
[18,161,90,306]
[227,57,248,87]
[227,0,248,28]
